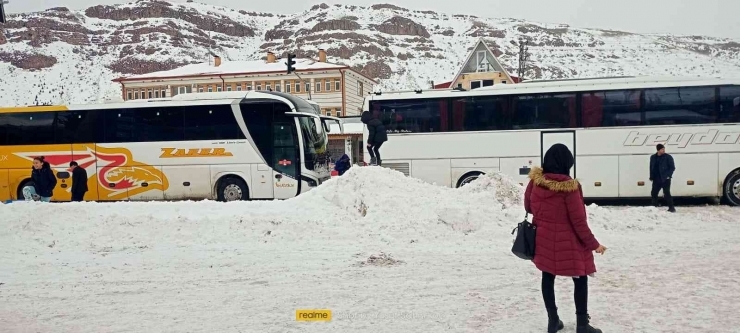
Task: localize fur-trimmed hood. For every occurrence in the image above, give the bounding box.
[528,167,579,192]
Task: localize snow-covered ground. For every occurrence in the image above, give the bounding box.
[1,167,739,332]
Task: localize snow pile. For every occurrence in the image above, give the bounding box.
[297,167,524,239]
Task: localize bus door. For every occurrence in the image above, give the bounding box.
[272,109,301,199]
[541,130,576,177]
[240,100,300,199]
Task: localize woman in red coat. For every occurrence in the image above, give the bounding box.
[524,144,607,333]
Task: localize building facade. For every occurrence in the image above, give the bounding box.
[113,50,377,117]
[433,38,518,90]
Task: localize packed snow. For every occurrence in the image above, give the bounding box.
[1,167,739,332]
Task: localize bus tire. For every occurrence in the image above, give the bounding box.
[17,179,33,200]
[723,170,740,206]
[457,172,484,188]
[217,177,249,202]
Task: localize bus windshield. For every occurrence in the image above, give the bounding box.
[264,91,329,171]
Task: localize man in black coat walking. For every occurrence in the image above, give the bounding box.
[70,161,88,202]
[361,110,388,166]
[650,144,676,212]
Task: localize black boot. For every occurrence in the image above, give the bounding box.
[651,198,660,207]
[576,314,602,333]
[546,308,564,333]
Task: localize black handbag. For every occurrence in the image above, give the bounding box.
[511,213,537,260]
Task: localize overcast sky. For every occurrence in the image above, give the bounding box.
[7,0,740,39]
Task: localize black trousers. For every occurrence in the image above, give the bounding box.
[71,193,85,202]
[367,142,383,163]
[542,271,588,315]
[651,179,674,208]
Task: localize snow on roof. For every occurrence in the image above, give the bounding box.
[117,58,348,81]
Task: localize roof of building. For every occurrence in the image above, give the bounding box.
[114,58,368,82]
[449,38,513,86]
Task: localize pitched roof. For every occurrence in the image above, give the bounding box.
[449,38,513,87]
[114,58,372,82]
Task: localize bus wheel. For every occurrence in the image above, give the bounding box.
[217,177,249,202]
[724,170,740,206]
[17,180,33,200]
[457,172,483,188]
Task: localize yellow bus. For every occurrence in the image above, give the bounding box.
[0,91,339,202]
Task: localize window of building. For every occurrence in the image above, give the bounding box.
[199,87,204,93]
[295,82,301,93]
[315,81,321,93]
[148,89,153,98]
[265,83,271,91]
[127,91,132,100]
[470,81,482,90]
[161,88,167,98]
[335,79,341,91]
[227,85,232,92]
[134,90,140,99]
[477,50,489,72]
[217,86,222,92]
[305,82,311,93]
[358,82,364,96]
[336,109,342,117]
[257,84,262,91]
[154,90,160,98]
[247,84,253,91]
[502,81,508,84]
[483,80,494,87]
[286,82,291,93]
[276,83,281,92]
[237,85,242,91]
[208,86,213,93]
[326,80,331,92]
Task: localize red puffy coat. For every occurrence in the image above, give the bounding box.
[524,167,600,277]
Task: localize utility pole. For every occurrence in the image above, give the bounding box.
[1,0,9,24]
[517,38,530,80]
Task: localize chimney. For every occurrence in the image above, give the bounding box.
[318,49,327,63]
[266,51,276,63]
[214,55,221,67]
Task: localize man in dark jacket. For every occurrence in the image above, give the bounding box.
[70,161,88,202]
[361,110,388,166]
[650,144,676,212]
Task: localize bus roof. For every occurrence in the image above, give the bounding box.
[365,76,740,102]
[0,91,313,113]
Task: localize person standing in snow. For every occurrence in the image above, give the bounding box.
[23,156,57,202]
[69,161,88,202]
[524,144,607,333]
[361,110,388,166]
[334,154,351,176]
[649,144,676,213]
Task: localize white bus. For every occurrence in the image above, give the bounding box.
[362,77,740,205]
[0,91,341,202]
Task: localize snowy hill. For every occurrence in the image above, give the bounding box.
[1,0,740,106]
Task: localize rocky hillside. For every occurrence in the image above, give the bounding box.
[1,0,739,106]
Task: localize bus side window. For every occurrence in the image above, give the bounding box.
[0,112,56,145]
[720,86,740,123]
